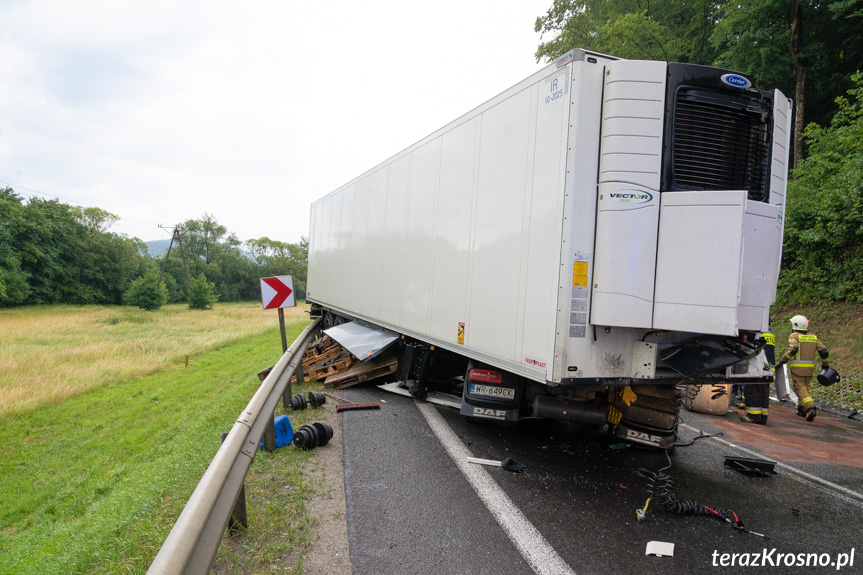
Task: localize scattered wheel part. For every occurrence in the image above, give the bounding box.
[312,422,334,446]
[293,424,317,449]
[293,421,335,450]
[308,391,327,407]
[290,393,308,410]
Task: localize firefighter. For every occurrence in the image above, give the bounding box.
[740,331,774,425]
[777,315,829,422]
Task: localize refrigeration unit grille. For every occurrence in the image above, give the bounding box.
[672,88,771,201]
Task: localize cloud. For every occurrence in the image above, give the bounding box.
[0,0,553,243]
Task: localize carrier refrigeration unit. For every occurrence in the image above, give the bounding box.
[306,49,790,448]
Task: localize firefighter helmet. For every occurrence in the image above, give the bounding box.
[790,315,809,331]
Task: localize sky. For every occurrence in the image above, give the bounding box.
[0,0,557,244]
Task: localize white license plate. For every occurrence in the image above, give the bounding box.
[470,384,515,400]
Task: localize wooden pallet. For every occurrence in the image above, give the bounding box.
[301,336,343,369]
[308,355,354,380]
[291,338,356,383]
[324,352,398,390]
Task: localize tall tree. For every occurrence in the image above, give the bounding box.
[711,0,863,163]
[790,0,806,169]
[163,214,258,302]
[246,236,308,300]
[0,188,31,306]
[535,0,725,63]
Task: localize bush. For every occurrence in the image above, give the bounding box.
[123,269,168,310]
[187,274,218,310]
[779,72,863,302]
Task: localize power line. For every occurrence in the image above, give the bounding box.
[0,178,162,228]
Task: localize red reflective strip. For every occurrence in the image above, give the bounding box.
[469,369,503,384]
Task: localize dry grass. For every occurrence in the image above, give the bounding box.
[0,302,309,416]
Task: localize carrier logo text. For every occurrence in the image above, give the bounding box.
[721,74,752,89]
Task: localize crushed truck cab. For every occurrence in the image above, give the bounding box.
[306,49,789,448]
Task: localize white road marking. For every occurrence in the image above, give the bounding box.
[680,423,863,507]
[415,401,576,575]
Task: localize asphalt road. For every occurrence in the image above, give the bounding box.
[337,386,863,575]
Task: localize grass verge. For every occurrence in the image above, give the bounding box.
[211,378,336,575]
[0,317,319,574]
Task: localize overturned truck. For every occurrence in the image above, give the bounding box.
[306,49,790,448]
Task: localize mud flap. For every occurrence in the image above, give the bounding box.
[613,385,679,449]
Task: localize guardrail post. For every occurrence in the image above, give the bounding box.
[262,416,277,452]
[284,362,303,409]
[220,433,249,531]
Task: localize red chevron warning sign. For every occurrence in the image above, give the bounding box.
[260,276,296,309]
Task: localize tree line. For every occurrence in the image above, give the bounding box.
[0,188,308,309]
[536,0,863,302]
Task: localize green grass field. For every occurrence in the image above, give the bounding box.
[0,303,324,574]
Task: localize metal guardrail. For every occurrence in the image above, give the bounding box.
[147,317,322,575]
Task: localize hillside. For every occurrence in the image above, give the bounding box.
[144,239,172,257]
[771,302,863,411]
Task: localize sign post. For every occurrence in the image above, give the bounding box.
[260,275,299,412]
[260,275,297,352]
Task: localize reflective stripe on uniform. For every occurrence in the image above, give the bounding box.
[800,396,814,405]
[789,360,815,367]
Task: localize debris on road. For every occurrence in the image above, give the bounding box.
[645,541,675,557]
[378,382,462,409]
[724,456,777,476]
[466,457,525,473]
[325,392,381,412]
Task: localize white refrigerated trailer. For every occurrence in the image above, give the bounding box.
[307,49,791,447]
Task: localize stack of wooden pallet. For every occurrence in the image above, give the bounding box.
[324,350,398,390]
[290,336,399,390]
[291,336,354,383]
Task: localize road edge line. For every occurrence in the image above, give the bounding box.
[415,401,576,575]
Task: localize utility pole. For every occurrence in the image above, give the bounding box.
[157,224,190,287]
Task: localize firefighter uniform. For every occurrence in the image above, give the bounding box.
[779,319,829,422]
[741,331,773,425]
